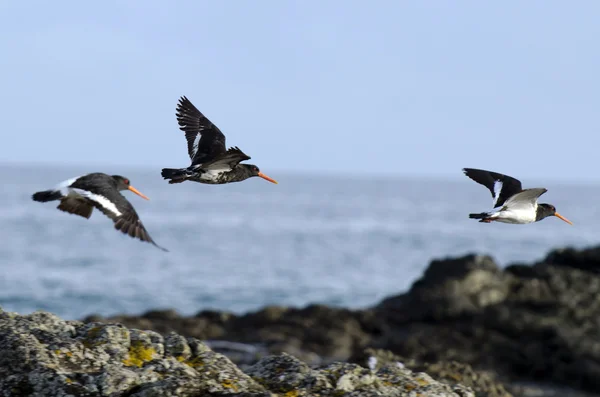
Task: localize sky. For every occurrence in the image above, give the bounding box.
[1,1,599,181]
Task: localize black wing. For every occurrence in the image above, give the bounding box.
[463,168,523,208]
[176,96,227,166]
[69,180,167,251]
[202,146,251,171]
[111,210,168,252]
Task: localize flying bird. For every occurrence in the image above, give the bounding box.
[463,168,572,225]
[32,173,167,251]
[161,96,278,185]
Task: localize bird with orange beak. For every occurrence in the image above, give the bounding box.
[161,96,278,186]
[32,173,166,251]
[463,168,573,225]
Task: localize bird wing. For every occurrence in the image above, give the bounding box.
[463,168,523,208]
[57,197,94,219]
[201,146,251,171]
[176,96,227,166]
[503,188,548,211]
[70,187,168,251]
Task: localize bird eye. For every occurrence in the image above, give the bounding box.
[124,179,129,185]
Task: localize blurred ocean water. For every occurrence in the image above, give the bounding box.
[1,164,597,320]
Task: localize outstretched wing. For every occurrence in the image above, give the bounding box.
[70,187,168,252]
[463,168,523,208]
[504,188,548,211]
[202,146,251,171]
[176,96,227,166]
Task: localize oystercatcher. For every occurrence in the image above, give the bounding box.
[463,168,573,225]
[32,173,167,251]
[161,96,278,185]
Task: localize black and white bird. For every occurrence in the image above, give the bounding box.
[161,96,278,185]
[463,168,573,225]
[32,173,167,251]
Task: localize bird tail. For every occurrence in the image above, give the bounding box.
[161,168,188,184]
[469,212,493,223]
[468,212,488,219]
[32,190,62,202]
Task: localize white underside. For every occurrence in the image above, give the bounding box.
[487,207,537,224]
[199,168,229,181]
[485,188,546,224]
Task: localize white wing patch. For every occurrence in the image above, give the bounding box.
[70,188,122,217]
[54,176,83,196]
[492,180,503,206]
[191,133,201,159]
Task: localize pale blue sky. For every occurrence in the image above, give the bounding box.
[1,1,599,180]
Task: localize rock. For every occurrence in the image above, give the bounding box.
[377,254,510,321]
[350,348,512,397]
[543,247,600,274]
[0,309,266,396]
[0,308,475,396]
[84,246,600,395]
[373,250,600,395]
[87,303,380,366]
[245,352,475,397]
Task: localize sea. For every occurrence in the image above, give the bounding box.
[1,164,598,321]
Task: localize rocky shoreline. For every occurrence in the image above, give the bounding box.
[0,309,485,396]
[85,246,600,396]
[3,246,600,396]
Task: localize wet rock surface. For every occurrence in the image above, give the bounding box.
[0,308,475,396]
[87,246,600,396]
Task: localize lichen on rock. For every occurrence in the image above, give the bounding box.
[0,309,265,396]
[0,308,476,396]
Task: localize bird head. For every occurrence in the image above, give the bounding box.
[242,165,278,184]
[538,203,572,225]
[112,175,150,200]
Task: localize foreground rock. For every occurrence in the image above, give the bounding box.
[87,246,600,396]
[86,304,377,368]
[0,308,477,396]
[351,349,511,397]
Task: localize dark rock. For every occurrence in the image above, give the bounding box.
[377,254,509,321]
[543,247,600,273]
[373,250,600,394]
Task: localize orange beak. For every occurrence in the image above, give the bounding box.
[554,212,573,225]
[258,172,278,184]
[128,185,150,200]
